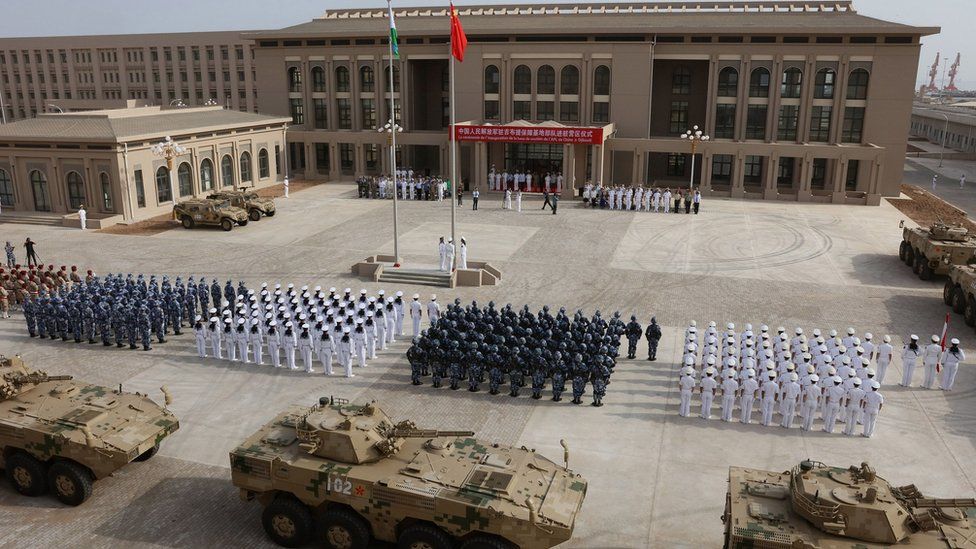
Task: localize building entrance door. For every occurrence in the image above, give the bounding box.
[503,143,563,192]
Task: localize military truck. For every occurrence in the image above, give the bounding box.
[722,460,976,548]
[173,197,248,231]
[943,264,976,326]
[230,398,587,549]
[900,221,976,280]
[0,355,179,506]
[207,189,276,222]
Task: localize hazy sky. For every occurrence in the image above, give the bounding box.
[0,0,967,89]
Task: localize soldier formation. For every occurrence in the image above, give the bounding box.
[899,333,964,391]
[356,170,450,201]
[583,183,702,214]
[488,165,563,194]
[406,301,634,406]
[2,264,93,321]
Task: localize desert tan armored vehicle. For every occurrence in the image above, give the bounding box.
[943,264,976,326]
[722,460,976,548]
[173,197,248,231]
[900,221,976,280]
[207,189,276,222]
[230,398,587,549]
[0,355,179,506]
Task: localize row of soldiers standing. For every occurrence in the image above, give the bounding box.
[356,174,449,201]
[2,265,92,313]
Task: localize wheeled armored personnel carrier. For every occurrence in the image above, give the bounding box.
[723,460,976,548]
[943,264,976,326]
[900,221,976,280]
[230,398,587,549]
[0,355,179,506]
[207,189,276,222]
[173,197,248,231]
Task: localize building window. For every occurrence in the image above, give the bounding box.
[134,169,146,207]
[312,66,326,92]
[258,149,270,179]
[339,143,354,174]
[672,66,692,95]
[313,98,328,129]
[335,66,350,92]
[717,67,738,97]
[365,144,378,171]
[240,152,252,184]
[744,155,763,185]
[177,162,193,197]
[777,157,795,189]
[811,158,827,190]
[514,65,531,94]
[714,104,736,139]
[847,69,870,100]
[360,98,376,128]
[842,106,865,143]
[560,66,579,95]
[200,159,214,192]
[559,101,579,123]
[711,154,733,183]
[781,67,803,98]
[66,171,86,209]
[221,155,234,187]
[360,66,375,92]
[337,98,352,129]
[814,68,836,99]
[592,102,610,124]
[384,64,400,93]
[809,106,832,142]
[289,98,304,125]
[484,65,499,94]
[749,67,770,98]
[666,153,686,177]
[846,160,860,191]
[155,167,172,202]
[537,65,555,95]
[315,144,330,174]
[746,105,767,140]
[99,172,113,211]
[669,101,689,134]
[537,101,554,121]
[0,169,13,206]
[777,105,799,141]
[514,101,531,120]
[594,65,611,95]
[30,170,51,212]
[287,67,302,92]
[484,100,500,121]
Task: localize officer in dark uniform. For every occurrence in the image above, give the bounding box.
[625,315,643,359]
[645,317,662,361]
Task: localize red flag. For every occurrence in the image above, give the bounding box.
[939,313,949,372]
[450,3,468,62]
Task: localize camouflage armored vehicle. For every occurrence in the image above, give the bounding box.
[943,264,976,326]
[207,188,276,222]
[900,221,976,280]
[722,460,976,548]
[0,355,179,506]
[173,197,248,231]
[230,398,587,549]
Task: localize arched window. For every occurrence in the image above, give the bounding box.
[99,172,113,211]
[359,66,375,92]
[484,65,499,94]
[672,66,691,94]
[287,67,302,93]
[537,65,555,95]
[221,155,234,187]
[155,166,172,203]
[335,66,350,93]
[239,151,252,184]
[200,158,214,192]
[311,66,326,92]
[384,65,400,92]
[749,67,770,98]
[259,149,270,179]
[66,171,86,209]
[814,68,836,99]
[177,162,193,197]
[30,170,50,212]
[717,67,738,97]
[514,65,531,94]
[593,65,611,96]
[847,69,870,100]
[0,168,13,207]
[781,67,803,98]
[560,66,580,95]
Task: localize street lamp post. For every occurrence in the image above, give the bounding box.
[151,136,186,201]
[939,113,949,168]
[680,125,710,192]
[377,119,404,267]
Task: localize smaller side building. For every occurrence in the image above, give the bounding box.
[0,105,289,223]
[910,103,976,155]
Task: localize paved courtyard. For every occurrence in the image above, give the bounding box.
[1,183,974,548]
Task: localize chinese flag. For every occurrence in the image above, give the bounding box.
[450,3,468,62]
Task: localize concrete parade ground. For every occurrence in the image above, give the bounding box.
[0,182,973,548]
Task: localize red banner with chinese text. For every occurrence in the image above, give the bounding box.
[453,124,604,145]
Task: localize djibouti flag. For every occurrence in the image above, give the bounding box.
[387,1,400,59]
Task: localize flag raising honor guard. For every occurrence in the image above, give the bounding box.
[449,3,468,270]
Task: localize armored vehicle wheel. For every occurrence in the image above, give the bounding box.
[904,246,915,266]
[221,219,233,231]
[966,298,976,327]
[899,240,909,261]
[920,261,934,280]
[945,280,956,305]
[952,286,967,313]
[181,215,195,229]
[320,508,371,549]
[48,461,93,506]
[134,444,159,462]
[459,536,516,549]
[266,210,276,217]
[239,219,249,226]
[397,524,453,549]
[249,209,262,222]
[262,497,314,548]
[913,253,925,275]
[5,452,48,497]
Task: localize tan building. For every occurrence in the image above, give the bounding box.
[0,105,289,223]
[911,103,976,154]
[249,1,938,204]
[0,31,259,121]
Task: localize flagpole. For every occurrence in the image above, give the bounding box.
[449,40,458,272]
[388,0,400,268]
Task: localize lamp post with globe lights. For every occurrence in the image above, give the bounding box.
[680,126,709,192]
[377,119,404,267]
[151,136,186,201]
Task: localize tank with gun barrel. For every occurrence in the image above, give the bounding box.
[0,354,179,506]
[230,397,587,549]
[900,220,976,280]
[723,460,976,548]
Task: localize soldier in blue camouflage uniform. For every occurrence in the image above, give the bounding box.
[126,304,138,349]
[530,348,547,399]
[23,297,37,337]
[571,354,588,405]
[591,356,611,407]
[198,277,211,315]
[98,301,112,345]
[551,350,567,401]
[70,298,83,343]
[138,304,152,351]
[55,298,69,341]
[406,337,426,385]
[645,316,662,361]
[83,302,95,343]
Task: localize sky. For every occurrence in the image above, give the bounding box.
[0,0,968,90]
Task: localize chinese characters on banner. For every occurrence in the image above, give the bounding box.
[453,125,604,145]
